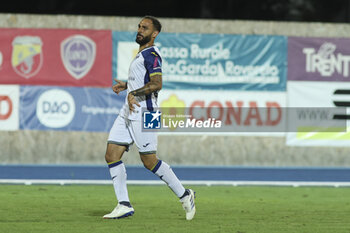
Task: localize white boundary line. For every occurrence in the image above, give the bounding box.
[1,179,350,187]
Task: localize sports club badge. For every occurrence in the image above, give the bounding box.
[11,36,43,79]
[60,35,96,80]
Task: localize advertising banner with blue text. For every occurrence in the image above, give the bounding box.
[113,31,287,91]
[20,86,125,132]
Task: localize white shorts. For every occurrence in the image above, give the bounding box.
[108,115,157,154]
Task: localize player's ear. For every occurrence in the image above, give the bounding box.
[152,31,159,39]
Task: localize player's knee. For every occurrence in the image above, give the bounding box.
[142,162,152,170]
[105,151,112,163]
[141,159,156,170]
[105,144,124,163]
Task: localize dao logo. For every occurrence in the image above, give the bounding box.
[11,36,43,78]
[0,95,12,120]
[143,110,161,129]
[36,89,75,128]
[61,35,96,80]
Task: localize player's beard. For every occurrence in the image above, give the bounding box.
[136,33,152,46]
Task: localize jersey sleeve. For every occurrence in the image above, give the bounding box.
[144,51,162,78]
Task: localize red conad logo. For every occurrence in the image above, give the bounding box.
[189,100,282,126]
[0,95,13,120]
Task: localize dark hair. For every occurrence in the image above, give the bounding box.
[143,15,162,33]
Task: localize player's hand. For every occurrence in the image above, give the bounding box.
[112,78,127,94]
[128,93,140,112]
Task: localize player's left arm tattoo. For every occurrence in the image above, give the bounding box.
[129,75,162,96]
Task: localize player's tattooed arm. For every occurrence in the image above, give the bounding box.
[129,75,162,96]
[128,75,162,112]
[128,93,140,112]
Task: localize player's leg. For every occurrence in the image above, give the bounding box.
[103,116,134,219]
[140,153,185,196]
[105,143,130,206]
[140,153,196,220]
[131,121,185,196]
[129,119,196,220]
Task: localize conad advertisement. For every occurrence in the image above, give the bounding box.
[113,31,287,91]
[157,90,286,134]
[20,86,125,132]
[0,28,112,87]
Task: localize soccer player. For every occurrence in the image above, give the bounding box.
[103,16,196,220]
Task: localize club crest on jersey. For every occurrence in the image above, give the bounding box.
[153,57,161,70]
[60,35,96,80]
[11,36,43,79]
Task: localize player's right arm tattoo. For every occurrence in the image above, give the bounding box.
[129,75,162,96]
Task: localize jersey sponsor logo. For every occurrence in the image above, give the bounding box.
[61,35,96,80]
[36,89,76,128]
[143,110,161,129]
[11,36,43,79]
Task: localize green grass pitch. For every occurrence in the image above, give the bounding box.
[0,184,349,233]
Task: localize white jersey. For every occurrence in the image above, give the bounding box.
[119,46,162,121]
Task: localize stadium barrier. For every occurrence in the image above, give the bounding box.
[1,164,350,187]
[1,13,350,167]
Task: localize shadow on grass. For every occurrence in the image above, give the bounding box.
[87,210,109,217]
